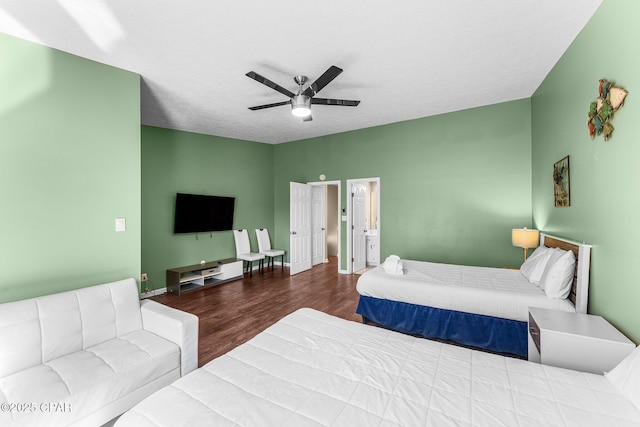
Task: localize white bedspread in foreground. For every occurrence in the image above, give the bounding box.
[116,308,639,427]
[357,260,575,321]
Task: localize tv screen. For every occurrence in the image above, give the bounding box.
[173,193,235,234]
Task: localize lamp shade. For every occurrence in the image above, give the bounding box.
[512,228,539,249]
[291,95,311,117]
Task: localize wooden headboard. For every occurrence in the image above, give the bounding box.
[541,233,592,314]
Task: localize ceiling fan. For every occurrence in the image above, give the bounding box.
[246,65,360,122]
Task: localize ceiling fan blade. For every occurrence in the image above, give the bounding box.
[248,100,290,111]
[302,114,313,122]
[246,71,295,98]
[311,98,360,107]
[302,66,343,97]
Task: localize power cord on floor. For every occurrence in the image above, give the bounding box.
[141,277,156,297]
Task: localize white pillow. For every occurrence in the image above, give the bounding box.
[606,345,640,411]
[539,248,575,298]
[520,246,553,285]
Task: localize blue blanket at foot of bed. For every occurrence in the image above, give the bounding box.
[356,295,528,357]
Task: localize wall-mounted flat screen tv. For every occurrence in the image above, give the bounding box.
[173,193,235,234]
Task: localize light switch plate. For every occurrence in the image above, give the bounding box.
[115,218,126,232]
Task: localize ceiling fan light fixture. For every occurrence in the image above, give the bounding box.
[246,66,359,121]
[291,95,311,117]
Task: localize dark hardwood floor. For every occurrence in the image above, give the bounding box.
[151,257,361,366]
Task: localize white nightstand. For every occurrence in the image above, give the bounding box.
[528,307,635,374]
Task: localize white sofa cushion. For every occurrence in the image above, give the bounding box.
[0,329,179,427]
[38,290,83,363]
[0,279,145,380]
[0,278,197,427]
[76,279,143,349]
[0,299,42,378]
[140,299,199,376]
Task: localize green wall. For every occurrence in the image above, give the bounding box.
[274,99,533,270]
[9,1,636,348]
[141,126,274,287]
[532,0,640,342]
[0,33,141,302]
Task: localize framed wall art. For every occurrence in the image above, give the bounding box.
[553,156,570,207]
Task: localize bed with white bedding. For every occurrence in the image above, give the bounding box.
[115,308,640,427]
[356,233,592,357]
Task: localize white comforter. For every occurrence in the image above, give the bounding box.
[357,260,575,321]
[116,309,640,427]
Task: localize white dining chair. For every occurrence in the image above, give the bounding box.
[233,229,265,277]
[256,228,285,271]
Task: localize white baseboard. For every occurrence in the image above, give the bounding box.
[246,261,288,272]
[140,287,166,299]
[259,261,289,267]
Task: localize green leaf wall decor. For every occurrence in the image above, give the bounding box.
[587,79,628,141]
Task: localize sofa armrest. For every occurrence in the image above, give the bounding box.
[140,300,199,376]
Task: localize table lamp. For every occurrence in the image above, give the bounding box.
[512,228,539,261]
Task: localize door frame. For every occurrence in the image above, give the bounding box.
[310,185,326,267]
[346,177,381,274]
[307,180,341,272]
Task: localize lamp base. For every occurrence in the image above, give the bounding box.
[523,247,529,261]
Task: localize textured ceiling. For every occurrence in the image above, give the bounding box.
[0,0,602,144]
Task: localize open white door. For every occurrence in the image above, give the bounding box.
[352,183,367,273]
[290,182,312,275]
[311,186,326,266]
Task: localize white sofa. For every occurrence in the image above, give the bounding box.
[0,278,198,427]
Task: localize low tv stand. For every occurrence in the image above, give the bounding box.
[166,258,243,295]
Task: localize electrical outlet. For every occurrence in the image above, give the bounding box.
[141,273,148,282]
